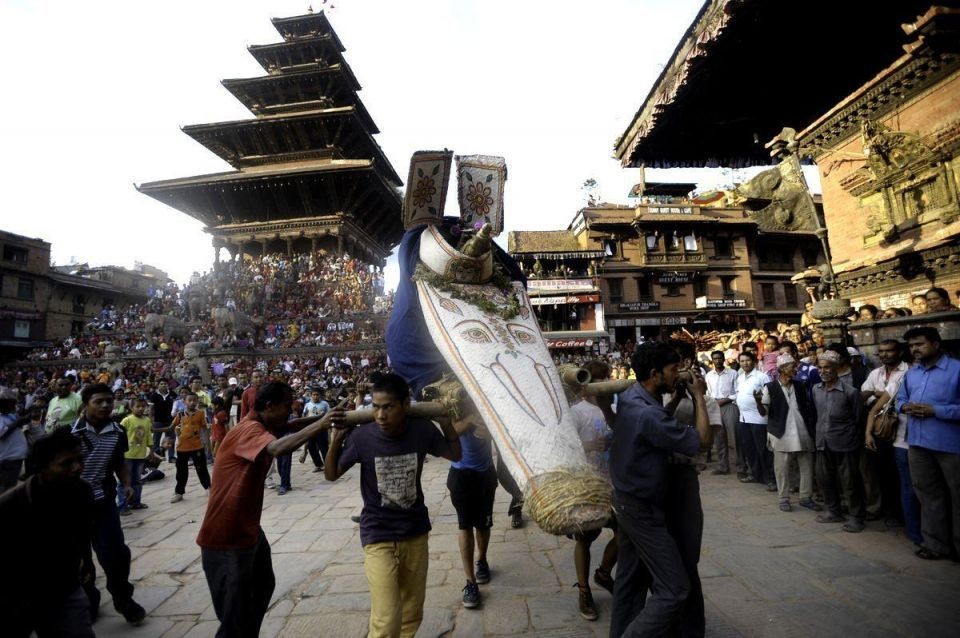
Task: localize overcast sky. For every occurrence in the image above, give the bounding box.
[0,0,801,289]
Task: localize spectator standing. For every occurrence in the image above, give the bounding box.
[325,374,461,638]
[118,398,152,515]
[760,354,820,513]
[301,388,330,472]
[197,382,342,637]
[46,377,83,433]
[0,387,28,492]
[705,350,739,476]
[240,370,263,420]
[1,429,96,637]
[170,392,211,503]
[148,379,177,462]
[813,351,867,533]
[735,352,775,490]
[896,327,960,559]
[70,383,145,625]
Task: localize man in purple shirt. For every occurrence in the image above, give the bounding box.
[895,327,960,560]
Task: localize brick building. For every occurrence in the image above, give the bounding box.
[0,230,164,358]
[613,0,960,317]
[509,191,822,348]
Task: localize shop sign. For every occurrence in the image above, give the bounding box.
[658,272,695,285]
[530,294,599,306]
[547,338,594,348]
[618,301,661,311]
[696,297,746,309]
[527,279,594,292]
[647,206,694,215]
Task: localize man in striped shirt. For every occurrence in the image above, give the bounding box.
[71,383,146,625]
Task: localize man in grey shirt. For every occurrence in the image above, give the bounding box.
[812,350,867,533]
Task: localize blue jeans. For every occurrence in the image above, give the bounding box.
[895,447,923,546]
[117,459,145,510]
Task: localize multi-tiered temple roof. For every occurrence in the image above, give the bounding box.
[138,11,402,265]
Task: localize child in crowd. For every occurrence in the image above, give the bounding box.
[171,391,211,503]
[119,397,153,515]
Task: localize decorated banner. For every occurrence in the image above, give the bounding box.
[403,150,453,229]
[456,154,506,236]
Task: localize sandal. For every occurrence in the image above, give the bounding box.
[915,547,945,560]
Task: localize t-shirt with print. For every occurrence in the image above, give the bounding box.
[196,416,276,550]
[337,418,450,546]
[174,410,206,453]
[121,414,153,460]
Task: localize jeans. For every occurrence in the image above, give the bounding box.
[609,499,690,638]
[363,534,429,638]
[9,586,95,638]
[175,450,211,495]
[118,459,145,510]
[277,452,292,490]
[817,446,865,520]
[909,446,960,556]
[306,430,329,468]
[740,421,773,483]
[202,530,275,638]
[84,499,135,609]
[894,447,923,545]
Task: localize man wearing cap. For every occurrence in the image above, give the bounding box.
[758,355,820,513]
[813,350,867,532]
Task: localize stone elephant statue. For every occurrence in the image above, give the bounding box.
[211,307,257,338]
[98,345,125,382]
[182,341,211,384]
[144,313,188,340]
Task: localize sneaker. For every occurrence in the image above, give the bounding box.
[170,494,183,503]
[765,482,778,492]
[350,514,361,524]
[119,508,132,517]
[593,567,614,594]
[312,466,324,473]
[131,503,149,510]
[462,581,481,609]
[576,584,598,621]
[816,513,845,524]
[778,501,792,512]
[710,469,730,476]
[842,518,865,533]
[738,475,756,483]
[475,559,490,584]
[511,510,524,529]
[117,599,146,625]
[277,486,289,496]
[798,499,822,512]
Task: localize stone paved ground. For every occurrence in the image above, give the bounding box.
[96,455,960,638]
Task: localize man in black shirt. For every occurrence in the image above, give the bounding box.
[1,428,95,637]
[149,379,176,461]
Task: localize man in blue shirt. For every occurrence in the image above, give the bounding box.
[608,343,712,638]
[895,327,960,560]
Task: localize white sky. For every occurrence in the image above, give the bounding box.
[0,0,812,290]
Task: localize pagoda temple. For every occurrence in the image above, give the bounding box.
[138,11,403,267]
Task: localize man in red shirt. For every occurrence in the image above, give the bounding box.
[238,370,263,420]
[197,381,344,637]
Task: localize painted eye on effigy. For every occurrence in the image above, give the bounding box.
[456,320,496,344]
[506,324,537,344]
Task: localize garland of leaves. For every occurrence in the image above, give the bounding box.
[413,263,523,321]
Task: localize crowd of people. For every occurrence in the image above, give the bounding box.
[22,250,393,362]
[2,255,959,637]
